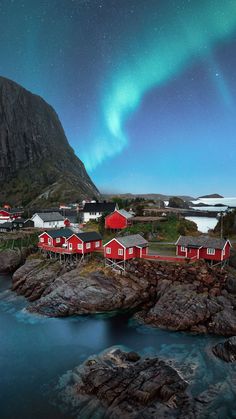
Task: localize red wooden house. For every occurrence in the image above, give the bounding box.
[0,207,23,223]
[38,228,74,247]
[65,232,102,254]
[105,209,133,230]
[176,236,231,262]
[104,234,148,261]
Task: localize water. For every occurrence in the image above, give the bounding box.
[186,216,218,233]
[1,275,236,418]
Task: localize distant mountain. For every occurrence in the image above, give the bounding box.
[198,194,224,199]
[0,76,99,206]
[103,193,194,201]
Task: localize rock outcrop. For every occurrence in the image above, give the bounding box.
[57,347,192,418]
[11,256,236,335]
[0,76,99,205]
[0,248,30,273]
[212,337,236,362]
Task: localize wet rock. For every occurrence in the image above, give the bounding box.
[57,347,193,418]
[212,337,236,362]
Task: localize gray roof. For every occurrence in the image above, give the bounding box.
[117,209,133,219]
[0,222,12,229]
[176,235,229,250]
[83,202,116,213]
[76,231,102,242]
[115,234,148,248]
[47,228,74,239]
[34,212,65,222]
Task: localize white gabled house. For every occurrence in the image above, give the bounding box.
[82,202,118,223]
[31,212,69,229]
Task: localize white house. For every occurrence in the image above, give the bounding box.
[31,212,67,228]
[82,202,118,223]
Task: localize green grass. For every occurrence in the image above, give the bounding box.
[0,232,38,252]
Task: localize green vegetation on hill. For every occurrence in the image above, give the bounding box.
[214,210,236,237]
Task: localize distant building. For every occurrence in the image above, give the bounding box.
[31,212,69,229]
[0,222,13,232]
[12,218,25,229]
[105,209,133,230]
[0,207,24,224]
[176,236,231,262]
[82,202,117,223]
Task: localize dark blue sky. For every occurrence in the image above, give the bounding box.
[0,0,235,196]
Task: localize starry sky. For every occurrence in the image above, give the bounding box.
[0,0,236,197]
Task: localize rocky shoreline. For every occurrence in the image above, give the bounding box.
[9,254,236,336]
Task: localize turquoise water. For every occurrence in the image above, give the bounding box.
[0,274,236,418]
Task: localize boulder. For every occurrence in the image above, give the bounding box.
[212,337,236,362]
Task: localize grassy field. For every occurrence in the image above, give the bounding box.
[0,232,38,251]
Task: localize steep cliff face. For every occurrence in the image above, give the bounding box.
[0,76,99,205]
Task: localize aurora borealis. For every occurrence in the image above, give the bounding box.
[0,0,236,195]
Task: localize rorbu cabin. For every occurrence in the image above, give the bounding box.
[176,236,231,263]
[66,232,102,254]
[38,228,74,248]
[105,209,133,230]
[104,234,148,261]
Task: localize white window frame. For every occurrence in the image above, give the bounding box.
[69,243,73,250]
[86,242,91,249]
[128,248,133,254]
[106,247,111,254]
[77,243,82,250]
[95,241,100,248]
[118,249,123,256]
[181,246,186,252]
[56,238,60,243]
[48,239,52,246]
[207,248,215,255]
[40,237,44,243]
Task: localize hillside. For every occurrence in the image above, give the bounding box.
[0,76,99,206]
[198,194,224,199]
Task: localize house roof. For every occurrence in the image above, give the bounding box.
[83,202,116,213]
[75,231,102,242]
[116,209,133,219]
[33,212,65,222]
[12,218,25,223]
[114,234,148,248]
[176,235,229,250]
[0,222,12,229]
[46,228,74,239]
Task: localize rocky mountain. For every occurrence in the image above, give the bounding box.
[0,76,99,206]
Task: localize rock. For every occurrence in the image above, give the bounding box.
[0,249,23,273]
[226,275,236,294]
[56,347,193,418]
[212,337,236,362]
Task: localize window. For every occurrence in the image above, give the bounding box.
[40,237,44,243]
[95,241,100,248]
[56,238,60,243]
[69,243,72,250]
[106,247,111,254]
[118,249,123,256]
[77,243,82,250]
[86,243,91,249]
[128,248,133,254]
[48,239,52,246]
[181,246,186,252]
[207,248,215,255]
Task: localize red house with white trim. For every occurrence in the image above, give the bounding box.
[104,234,148,260]
[176,235,231,262]
[105,209,133,230]
[66,232,102,254]
[0,207,24,223]
[38,228,74,248]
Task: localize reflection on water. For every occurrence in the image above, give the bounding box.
[0,274,236,419]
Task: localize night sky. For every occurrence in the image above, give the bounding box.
[0,0,236,196]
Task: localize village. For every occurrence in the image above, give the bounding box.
[0,199,232,272]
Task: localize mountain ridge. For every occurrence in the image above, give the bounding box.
[0,76,99,206]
